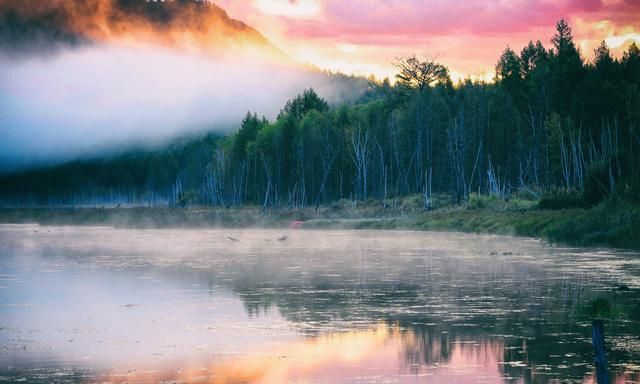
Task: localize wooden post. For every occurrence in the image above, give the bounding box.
[591,320,610,384]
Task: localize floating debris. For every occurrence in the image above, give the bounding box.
[277,234,289,241]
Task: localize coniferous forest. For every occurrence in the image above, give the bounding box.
[2,20,640,211]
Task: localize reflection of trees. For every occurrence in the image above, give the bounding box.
[202,248,640,384]
[236,283,423,326]
[20,230,640,383]
[232,276,640,383]
[399,326,453,368]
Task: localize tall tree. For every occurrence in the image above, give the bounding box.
[277,88,329,120]
[393,53,450,91]
[549,18,584,117]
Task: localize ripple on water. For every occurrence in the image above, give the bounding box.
[0,225,638,383]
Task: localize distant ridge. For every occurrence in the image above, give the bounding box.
[0,0,283,57]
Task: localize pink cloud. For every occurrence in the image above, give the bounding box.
[281,0,627,41]
[215,0,640,77]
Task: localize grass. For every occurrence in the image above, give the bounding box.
[415,198,640,248]
[0,194,638,249]
[0,206,302,228]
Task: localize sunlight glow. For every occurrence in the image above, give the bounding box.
[219,0,640,80]
[575,17,639,62]
[605,32,640,49]
[102,324,507,384]
[254,0,322,18]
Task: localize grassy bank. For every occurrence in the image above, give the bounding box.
[302,197,640,249]
[415,201,640,249]
[0,196,638,249]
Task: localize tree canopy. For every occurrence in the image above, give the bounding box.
[2,19,639,209]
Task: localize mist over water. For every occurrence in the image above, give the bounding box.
[1,226,639,383]
[0,43,365,172]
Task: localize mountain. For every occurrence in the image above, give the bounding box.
[0,0,283,57]
[0,0,372,175]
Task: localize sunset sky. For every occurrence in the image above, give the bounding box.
[217,0,640,81]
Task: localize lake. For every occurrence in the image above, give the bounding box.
[0,225,638,383]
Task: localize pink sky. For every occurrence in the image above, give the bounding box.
[216,0,640,81]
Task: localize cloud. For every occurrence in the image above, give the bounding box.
[276,0,640,42]
[0,43,365,172]
[254,0,322,18]
[217,0,639,80]
[0,1,372,172]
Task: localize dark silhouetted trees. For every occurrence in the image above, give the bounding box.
[2,19,639,209]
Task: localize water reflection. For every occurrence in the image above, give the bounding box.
[0,225,638,383]
[101,325,509,383]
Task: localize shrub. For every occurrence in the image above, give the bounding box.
[467,193,500,210]
[177,191,200,207]
[538,191,586,210]
[582,161,612,206]
[614,176,640,204]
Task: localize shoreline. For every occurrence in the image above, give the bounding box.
[1,200,638,249]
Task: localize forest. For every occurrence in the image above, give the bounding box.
[2,19,640,211]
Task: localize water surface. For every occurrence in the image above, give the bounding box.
[0,225,639,383]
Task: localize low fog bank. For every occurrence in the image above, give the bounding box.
[0,43,367,173]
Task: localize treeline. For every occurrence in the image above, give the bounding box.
[2,19,639,208]
[0,135,222,207]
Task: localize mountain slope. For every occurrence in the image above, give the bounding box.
[0,0,282,57]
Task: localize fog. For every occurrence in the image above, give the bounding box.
[1,225,639,382]
[0,43,364,172]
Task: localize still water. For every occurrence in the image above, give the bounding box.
[0,225,638,383]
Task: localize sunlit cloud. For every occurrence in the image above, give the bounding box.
[254,0,322,18]
[573,17,639,60]
[606,33,640,48]
[217,0,640,79]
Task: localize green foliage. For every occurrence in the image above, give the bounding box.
[496,47,524,103]
[467,193,536,211]
[177,191,199,207]
[551,19,575,54]
[549,19,585,117]
[538,191,586,210]
[582,161,612,206]
[541,200,640,247]
[2,19,640,220]
[416,199,640,249]
[231,112,265,161]
[578,297,618,321]
[520,40,548,78]
[0,133,222,206]
[467,193,504,210]
[614,177,640,204]
[277,88,329,120]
